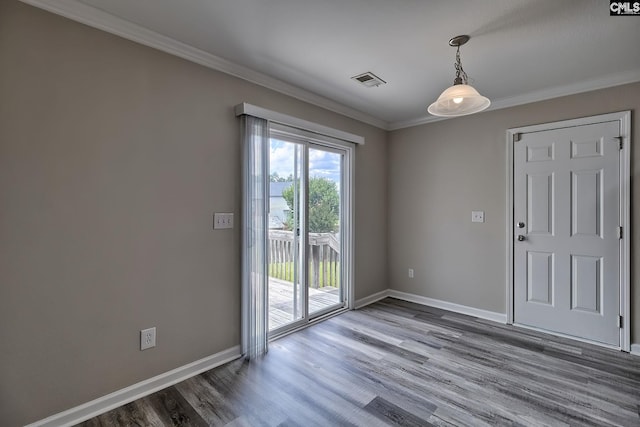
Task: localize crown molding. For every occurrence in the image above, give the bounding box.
[18,0,640,133]
[19,0,390,130]
[388,68,640,130]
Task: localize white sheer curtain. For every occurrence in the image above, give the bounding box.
[241,115,269,359]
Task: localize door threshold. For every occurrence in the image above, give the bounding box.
[512,322,622,352]
[269,307,349,341]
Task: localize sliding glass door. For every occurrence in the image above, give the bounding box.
[307,146,343,317]
[268,139,304,330]
[268,127,349,335]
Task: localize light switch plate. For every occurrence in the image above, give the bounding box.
[214,213,234,229]
[471,211,485,223]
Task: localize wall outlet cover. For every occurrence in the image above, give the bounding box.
[140,327,156,350]
[471,211,485,223]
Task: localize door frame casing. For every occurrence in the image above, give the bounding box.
[505,111,631,351]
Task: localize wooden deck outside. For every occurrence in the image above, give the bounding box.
[269,277,340,330]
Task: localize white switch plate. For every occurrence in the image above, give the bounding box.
[214,213,234,229]
[408,268,414,278]
[140,327,156,351]
[471,211,485,223]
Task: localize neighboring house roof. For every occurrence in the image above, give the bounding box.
[270,181,293,197]
[269,181,293,229]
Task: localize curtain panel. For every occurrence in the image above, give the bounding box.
[241,115,269,359]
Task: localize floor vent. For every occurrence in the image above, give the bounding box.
[351,72,386,88]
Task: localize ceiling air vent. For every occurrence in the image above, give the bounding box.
[351,72,386,88]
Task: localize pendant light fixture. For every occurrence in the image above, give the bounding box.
[428,35,490,117]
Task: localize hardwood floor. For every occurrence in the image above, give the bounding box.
[77,298,640,426]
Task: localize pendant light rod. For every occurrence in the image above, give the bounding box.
[450,35,470,86]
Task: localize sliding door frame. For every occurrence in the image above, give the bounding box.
[268,125,355,340]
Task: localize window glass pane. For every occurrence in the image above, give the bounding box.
[308,146,343,315]
[268,138,303,330]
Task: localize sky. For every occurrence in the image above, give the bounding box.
[270,139,341,183]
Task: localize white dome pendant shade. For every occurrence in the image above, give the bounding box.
[428,84,490,117]
[428,35,490,117]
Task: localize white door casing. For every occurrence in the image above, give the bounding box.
[507,112,631,350]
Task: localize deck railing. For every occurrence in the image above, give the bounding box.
[268,230,340,288]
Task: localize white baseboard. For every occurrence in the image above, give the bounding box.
[354,289,390,309]
[631,343,640,356]
[26,345,242,427]
[387,289,508,324]
[353,288,506,324]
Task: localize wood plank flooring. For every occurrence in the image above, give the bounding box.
[77,298,640,426]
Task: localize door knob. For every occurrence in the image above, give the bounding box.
[517,235,526,242]
[517,222,525,228]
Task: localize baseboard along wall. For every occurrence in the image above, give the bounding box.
[387,290,508,323]
[355,288,507,324]
[26,345,242,427]
[354,289,390,309]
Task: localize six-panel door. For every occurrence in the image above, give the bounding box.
[513,121,621,346]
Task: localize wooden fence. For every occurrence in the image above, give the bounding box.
[268,230,340,288]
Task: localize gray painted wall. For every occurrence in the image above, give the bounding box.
[389,82,639,342]
[2,1,638,426]
[0,2,388,425]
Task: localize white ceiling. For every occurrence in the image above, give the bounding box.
[24,0,640,129]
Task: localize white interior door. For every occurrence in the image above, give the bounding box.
[513,120,621,346]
